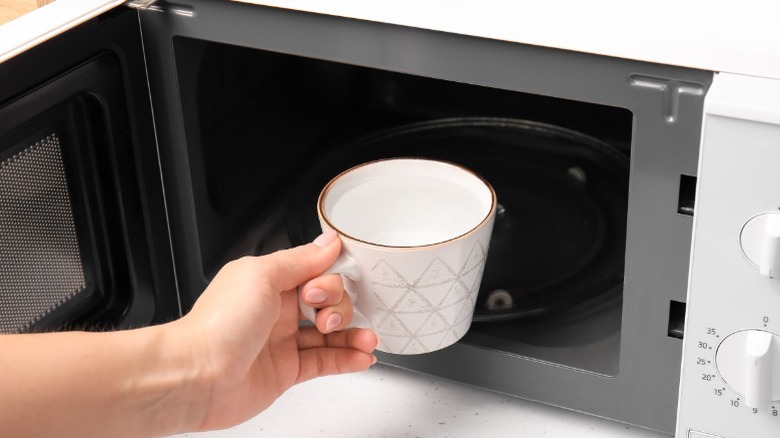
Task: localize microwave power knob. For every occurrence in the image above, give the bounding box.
[740,212,780,278]
[715,330,780,409]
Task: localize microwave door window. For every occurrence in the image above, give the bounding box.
[0,132,90,333]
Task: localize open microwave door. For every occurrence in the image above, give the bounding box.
[0,2,179,331]
[0,0,127,64]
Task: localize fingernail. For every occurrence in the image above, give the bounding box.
[305,288,328,304]
[313,229,338,247]
[325,313,342,332]
[371,355,378,365]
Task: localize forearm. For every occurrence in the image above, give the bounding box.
[0,323,202,437]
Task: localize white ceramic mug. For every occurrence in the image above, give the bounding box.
[299,157,497,354]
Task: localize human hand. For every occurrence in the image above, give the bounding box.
[171,230,378,432]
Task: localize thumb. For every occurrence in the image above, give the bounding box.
[258,229,342,292]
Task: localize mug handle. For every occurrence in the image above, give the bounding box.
[297,253,368,328]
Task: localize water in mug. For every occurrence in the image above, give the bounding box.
[328,173,488,246]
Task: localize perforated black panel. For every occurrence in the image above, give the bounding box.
[0,133,86,333]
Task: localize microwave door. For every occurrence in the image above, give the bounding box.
[0,5,178,332]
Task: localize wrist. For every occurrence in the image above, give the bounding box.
[124,321,208,436]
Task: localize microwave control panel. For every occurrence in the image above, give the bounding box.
[676,73,780,438]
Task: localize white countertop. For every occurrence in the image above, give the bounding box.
[169,363,670,438]
[0,0,124,63]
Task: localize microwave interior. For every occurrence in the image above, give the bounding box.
[173,36,634,377]
[138,3,712,432]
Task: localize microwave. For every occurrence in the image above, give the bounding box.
[1,2,778,437]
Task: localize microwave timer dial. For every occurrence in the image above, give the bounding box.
[715,329,780,409]
[740,212,780,278]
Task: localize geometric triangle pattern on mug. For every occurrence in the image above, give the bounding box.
[372,240,488,354]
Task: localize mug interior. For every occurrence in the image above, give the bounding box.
[319,158,495,247]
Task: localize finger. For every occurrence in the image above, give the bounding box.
[313,298,354,333]
[256,230,341,293]
[296,347,377,384]
[296,329,377,383]
[297,326,378,354]
[299,274,345,308]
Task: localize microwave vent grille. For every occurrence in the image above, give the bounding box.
[0,133,87,333]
